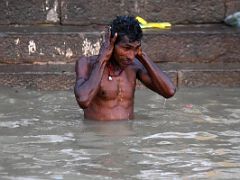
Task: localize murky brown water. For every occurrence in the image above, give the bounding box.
[0,87,240,180]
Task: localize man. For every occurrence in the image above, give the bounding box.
[74,16,176,120]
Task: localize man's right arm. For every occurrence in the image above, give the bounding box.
[74,56,107,109]
[74,28,117,109]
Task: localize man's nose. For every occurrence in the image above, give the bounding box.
[127,50,137,60]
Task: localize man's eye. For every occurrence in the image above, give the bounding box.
[123,47,131,50]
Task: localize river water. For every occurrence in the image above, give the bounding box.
[0,87,239,180]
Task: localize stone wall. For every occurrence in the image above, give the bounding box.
[1,0,238,25]
[0,0,240,90]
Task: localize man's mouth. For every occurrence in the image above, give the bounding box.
[122,60,132,66]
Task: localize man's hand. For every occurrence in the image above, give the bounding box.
[136,46,143,59]
[99,27,117,63]
[136,46,147,62]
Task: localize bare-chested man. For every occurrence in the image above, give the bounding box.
[74,16,176,120]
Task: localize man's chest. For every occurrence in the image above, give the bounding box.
[98,71,136,100]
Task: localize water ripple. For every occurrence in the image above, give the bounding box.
[0,118,39,128]
[143,131,218,140]
[218,130,240,137]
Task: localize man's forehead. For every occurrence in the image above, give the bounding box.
[118,36,141,46]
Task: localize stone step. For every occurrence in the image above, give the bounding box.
[1,63,240,73]
[61,0,228,25]
[0,64,177,90]
[0,24,240,64]
[178,69,240,88]
[0,0,239,25]
[0,64,239,90]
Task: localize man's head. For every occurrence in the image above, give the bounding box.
[110,16,143,68]
[110,16,143,44]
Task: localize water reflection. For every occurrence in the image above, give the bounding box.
[0,87,239,179]
[82,120,135,136]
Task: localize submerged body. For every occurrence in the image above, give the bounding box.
[74,16,176,120]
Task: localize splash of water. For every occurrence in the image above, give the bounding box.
[163,98,167,108]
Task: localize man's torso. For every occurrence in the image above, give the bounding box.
[83,56,139,120]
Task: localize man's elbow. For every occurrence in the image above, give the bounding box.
[76,97,91,109]
[163,87,176,99]
[74,92,90,109]
[74,87,90,109]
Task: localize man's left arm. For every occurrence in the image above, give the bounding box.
[136,51,176,98]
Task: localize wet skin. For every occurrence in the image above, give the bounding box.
[74,29,176,120]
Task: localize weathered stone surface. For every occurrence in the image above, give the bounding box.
[2,69,240,90]
[0,0,60,25]
[178,70,240,87]
[1,25,240,64]
[0,65,177,90]
[0,71,177,90]
[61,0,225,25]
[0,0,229,25]
[0,73,75,90]
[142,25,240,63]
[136,70,178,89]
[160,62,240,71]
[0,64,75,73]
[226,0,240,16]
[0,26,103,64]
[168,71,178,87]
[0,1,8,24]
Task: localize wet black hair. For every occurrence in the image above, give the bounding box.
[110,16,143,44]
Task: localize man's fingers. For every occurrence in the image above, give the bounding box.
[136,47,143,58]
[110,33,117,45]
[108,26,112,39]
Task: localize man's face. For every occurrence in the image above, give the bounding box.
[113,36,141,69]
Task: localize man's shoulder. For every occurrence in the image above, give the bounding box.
[75,55,98,75]
[77,55,98,65]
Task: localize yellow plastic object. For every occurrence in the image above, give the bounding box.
[136,16,171,29]
[136,16,148,25]
[140,22,171,29]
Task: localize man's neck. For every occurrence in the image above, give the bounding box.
[109,58,121,71]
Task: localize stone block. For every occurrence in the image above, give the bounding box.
[0,0,60,25]
[1,25,239,64]
[0,72,75,90]
[166,71,178,88]
[136,70,178,89]
[225,0,240,16]
[178,70,240,87]
[142,25,240,63]
[0,26,103,64]
[0,1,9,24]
[0,64,75,73]
[0,64,177,90]
[61,0,225,25]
